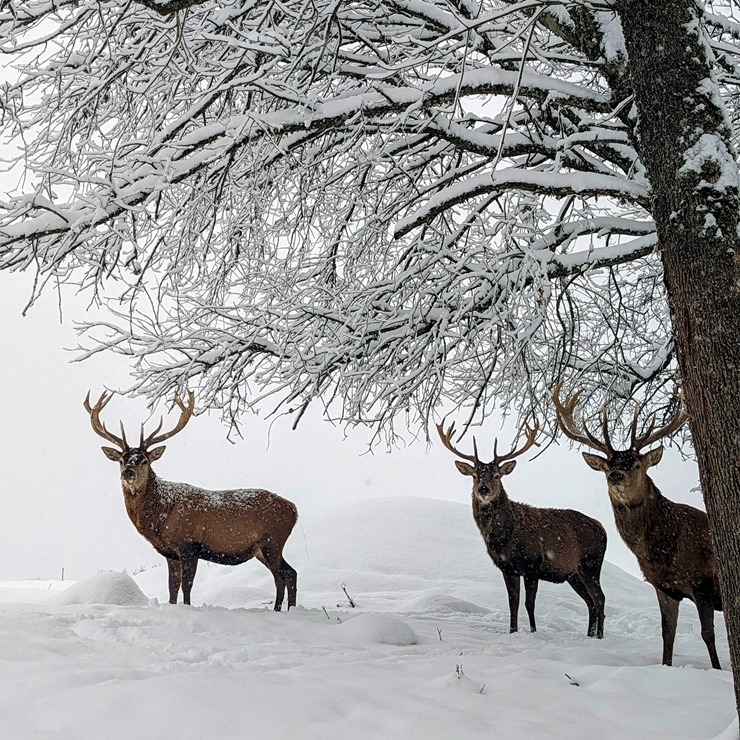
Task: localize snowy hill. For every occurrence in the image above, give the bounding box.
[0,497,734,739]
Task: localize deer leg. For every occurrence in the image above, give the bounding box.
[180,546,200,606]
[502,572,520,633]
[656,589,679,666]
[577,566,606,639]
[256,546,293,611]
[166,557,182,605]
[523,575,538,633]
[587,580,606,639]
[271,566,286,612]
[280,558,298,610]
[567,574,598,637]
[695,592,721,669]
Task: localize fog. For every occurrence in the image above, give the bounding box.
[0,272,702,582]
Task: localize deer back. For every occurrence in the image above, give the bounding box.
[151,479,298,557]
[474,496,606,579]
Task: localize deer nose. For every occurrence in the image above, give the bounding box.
[122,469,136,482]
[608,470,624,484]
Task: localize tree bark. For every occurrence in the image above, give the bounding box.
[617,0,740,714]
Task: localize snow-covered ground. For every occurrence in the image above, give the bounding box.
[0,497,734,739]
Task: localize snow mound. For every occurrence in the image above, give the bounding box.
[306,497,485,583]
[0,496,733,738]
[404,591,490,615]
[336,613,417,645]
[433,668,487,694]
[54,572,149,606]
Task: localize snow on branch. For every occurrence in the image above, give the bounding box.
[135,0,211,14]
[394,170,649,238]
[2,0,725,438]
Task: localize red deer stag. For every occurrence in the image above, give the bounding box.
[84,391,298,609]
[553,383,721,669]
[437,419,607,638]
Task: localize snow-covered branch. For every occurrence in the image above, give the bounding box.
[1,0,734,438]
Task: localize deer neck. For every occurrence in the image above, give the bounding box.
[472,489,516,543]
[122,470,170,539]
[610,477,664,552]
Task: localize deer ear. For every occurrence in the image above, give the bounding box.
[641,445,664,469]
[101,446,121,461]
[582,452,609,472]
[455,461,475,477]
[148,446,167,462]
[499,460,517,476]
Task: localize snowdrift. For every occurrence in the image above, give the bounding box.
[0,496,733,739]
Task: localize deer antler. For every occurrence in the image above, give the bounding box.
[630,396,688,451]
[140,391,196,449]
[436,418,479,463]
[493,420,540,464]
[84,391,128,450]
[552,381,613,454]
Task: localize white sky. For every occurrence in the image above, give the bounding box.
[0,18,705,589]
[0,270,704,583]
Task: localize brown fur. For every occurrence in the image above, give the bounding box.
[583,447,721,668]
[457,458,607,637]
[85,391,298,608]
[102,444,299,608]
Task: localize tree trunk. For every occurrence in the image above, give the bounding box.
[617,0,740,716]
